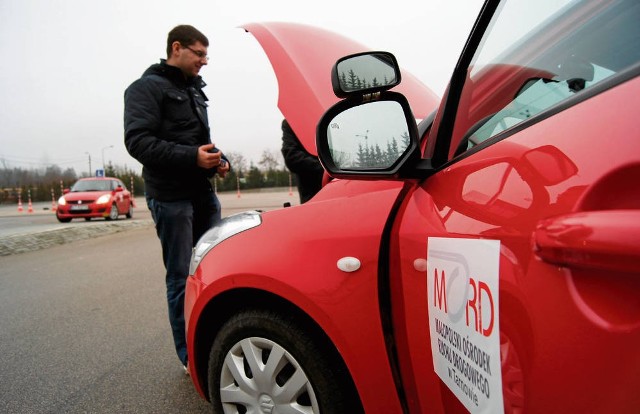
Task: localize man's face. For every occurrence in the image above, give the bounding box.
[170,40,208,78]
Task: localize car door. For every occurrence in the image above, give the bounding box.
[113,179,128,212]
[391,0,640,413]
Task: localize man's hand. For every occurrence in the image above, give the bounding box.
[217,159,230,178]
[197,143,222,169]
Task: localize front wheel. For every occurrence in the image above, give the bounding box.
[208,309,362,414]
[56,214,71,223]
[106,203,119,221]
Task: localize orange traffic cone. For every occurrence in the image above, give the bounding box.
[17,195,23,212]
[27,190,33,213]
[288,173,293,196]
[51,189,57,212]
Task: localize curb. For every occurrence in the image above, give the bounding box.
[0,219,154,257]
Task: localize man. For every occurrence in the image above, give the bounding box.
[123,25,230,372]
[280,119,324,203]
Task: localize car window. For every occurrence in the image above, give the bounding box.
[71,180,111,192]
[452,0,640,156]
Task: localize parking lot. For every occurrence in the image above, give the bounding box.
[0,187,299,413]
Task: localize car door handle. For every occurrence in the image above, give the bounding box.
[534,210,640,273]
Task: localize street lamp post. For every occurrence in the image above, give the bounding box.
[84,152,92,176]
[101,145,114,172]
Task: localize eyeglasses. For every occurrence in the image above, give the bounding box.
[183,45,209,61]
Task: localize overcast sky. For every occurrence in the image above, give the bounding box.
[0,0,483,176]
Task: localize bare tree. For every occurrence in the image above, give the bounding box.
[223,151,248,174]
[258,149,283,172]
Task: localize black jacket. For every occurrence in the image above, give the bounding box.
[280,119,324,203]
[124,60,227,201]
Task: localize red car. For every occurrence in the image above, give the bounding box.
[56,177,133,222]
[186,0,640,413]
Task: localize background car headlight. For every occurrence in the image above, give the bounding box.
[189,210,262,275]
[96,194,111,204]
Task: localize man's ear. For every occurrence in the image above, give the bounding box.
[169,41,182,58]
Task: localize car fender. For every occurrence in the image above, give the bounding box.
[186,181,406,412]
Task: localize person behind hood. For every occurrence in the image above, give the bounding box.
[281,119,324,203]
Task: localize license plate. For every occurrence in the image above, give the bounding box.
[70,205,89,211]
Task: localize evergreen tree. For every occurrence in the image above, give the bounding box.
[401,131,410,148]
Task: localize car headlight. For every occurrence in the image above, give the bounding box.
[189,210,262,275]
[58,197,67,206]
[96,194,111,204]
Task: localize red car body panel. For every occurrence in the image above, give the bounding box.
[242,22,439,155]
[187,2,640,412]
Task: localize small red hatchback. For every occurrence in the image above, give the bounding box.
[186,0,640,413]
[56,177,133,222]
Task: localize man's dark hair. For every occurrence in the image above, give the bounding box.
[166,25,209,58]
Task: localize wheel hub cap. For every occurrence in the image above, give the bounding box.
[259,394,275,413]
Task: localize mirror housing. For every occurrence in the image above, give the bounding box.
[317,92,424,179]
[318,51,434,180]
[331,51,401,98]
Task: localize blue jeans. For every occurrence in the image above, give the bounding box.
[146,191,221,366]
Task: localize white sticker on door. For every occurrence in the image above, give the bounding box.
[427,237,503,414]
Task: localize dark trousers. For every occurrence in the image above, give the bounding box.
[146,191,221,365]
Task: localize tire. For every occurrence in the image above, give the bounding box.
[208,309,363,414]
[84,217,91,221]
[106,203,119,221]
[56,214,71,223]
[125,203,133,219]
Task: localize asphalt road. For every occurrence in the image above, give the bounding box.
[0,188,299,413]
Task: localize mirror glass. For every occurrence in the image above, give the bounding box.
[336,53,399,94]
[326,100,410,170]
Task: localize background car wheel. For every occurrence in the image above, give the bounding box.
[125,203,133,219]
[106,203,118,221]
[208,309,363,414]
[56,214,71,223]
[84,217,91,221]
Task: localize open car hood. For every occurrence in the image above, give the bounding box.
[242,22,439,155]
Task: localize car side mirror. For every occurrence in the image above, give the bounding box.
[115,186,123,192]
[317,92,421,178]
[331,51,401,98]
[318,51,434,180]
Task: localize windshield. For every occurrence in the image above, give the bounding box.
[452,0,640,156]
[71,180,115,192]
